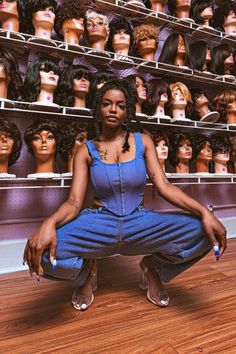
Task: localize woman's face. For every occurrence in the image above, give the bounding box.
[100,88,127,128]
[156,139,168,160]
[197,141,212,161]
[40,68,59,88]
[177,35,186,55]
[33,6,56,27]
[136,76,147,102]
[31,130,56,157]
[177,138,192,160]
[0,130,14,160]
[86,15,108,41]
[112,28,130,48]
[73,77,90,94]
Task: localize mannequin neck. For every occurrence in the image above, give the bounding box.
[135,102,143,114]
[0,158,9,173]
[226,111,236,124]
[154,103,166,117]
[0,16,19,31]
[224,24,236,35]
[176,160,189,173]
[34,25,53,39]
[140,50,155,61]
[0,80,9,99]
[89,37,106,50]
[196,159,210,173]
[37,88,55,104]
[201,19,210,27]
[234,161,236,173]
[151,1,165,12]
[35,156,55,173]
[214,160,228,174]
[176,7,190,19]
[172,107,186,120]
[113,43,129,56]
[196,103,210,118]
[63,29,82,45]
[74,95,86,108]
[174,54,185,66]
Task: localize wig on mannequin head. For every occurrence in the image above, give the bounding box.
[189,0,214,25]
[24,118,60,156]
[212,90,236,123]
[55,65,92,107]
[192,133,211,159]
[89,68,116,105]
[84,9,109,45]
[189,41,211,71]
[190,88,211,121]
[0,47,22,100]
[210,134,231,156]
[146,79,170,115]
[133,23,160,55]
[93,79,136,153]
[24,0,58,35]
[58,120,90,162]
[168,0,191,17]
[168,131,193,166]
[123,74,147,105]
[54,0,85,40]
[168,82,193,117]
[213,0,236,32]
[145,0,167,11]
[0,0,26,31]
[0,115,22,166]
[158,33,190,67]
[106,16,133,53]
[210,43,235,76]
[22,56,61,102]
[152,130,169,148]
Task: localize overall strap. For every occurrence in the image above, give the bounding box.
[134,132,145,157]
[85,140,101,161]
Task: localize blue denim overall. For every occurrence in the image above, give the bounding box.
[42,133,211,287]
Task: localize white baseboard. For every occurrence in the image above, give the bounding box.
[0,217,235,275]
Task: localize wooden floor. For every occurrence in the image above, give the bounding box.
[1,239,236,354]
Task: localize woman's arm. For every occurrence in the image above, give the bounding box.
[23,144,91,277]
[142,134,227,256]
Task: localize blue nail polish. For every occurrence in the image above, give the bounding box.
[52,259,57,271]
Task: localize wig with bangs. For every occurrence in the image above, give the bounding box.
[106,16,133,53]
[190,0,214,25]
[158,33,190,67]
[0,116,22,166]
[212,90,236,122]
[169,82,193,117]
[210,43,235,76]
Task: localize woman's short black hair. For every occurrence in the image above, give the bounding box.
[0,116,22,166]
[55,65,92,107]
[168,132,193,166]
[93,79,136,152]
[24,118,60,155]
[0,47,22,100]
[213,0,236,31]
[24,0,58,34]
[210,43,235,76]
[190,0,214,25]
[158,33,191,67]
[106,16,133,53]
[189,41,210,72]
[22,56,61,102]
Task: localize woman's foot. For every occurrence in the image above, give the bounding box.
[71,259,97,311]
[140,256,169,307]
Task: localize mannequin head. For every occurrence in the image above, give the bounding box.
[145,0,168,13]
[147,79,170,116]
[124,74,147,114]
[191,88,212,120]
[0,116,21,172]
[24,0,57,37]
[189,41,212,72]
[0,0,25,32]
[22,56,60,103]
[211,135,231,173]
[169,132,193,171]
[106,16,133,55]
[0,47,22,100]
[85,9,109,50]
[212,90,236,124]
[54,0,85,43]
[152,130,169,171]
[213,1,236,34]
[133,24,159,61]
[55,65,92,108]
[89,69,116,104]
[230,135,236,171]
[168,82,193,118]
[168,0,191,18]
[158,33,190,67]
[192,134,212,172]
[210,43,235,76]
[190,0,214,26]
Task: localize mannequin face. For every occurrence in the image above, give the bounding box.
[0,63,9,81]
[0,131,14,159]
[39,67,59,88]
[197,141,212,161]
[177,138,192,160]
[194,92,209,109]
[33,6,56,27]
[227,101,236,113]
[31,130,56,157]
[177,35,186,55]
[213,150,230,163]
[176,0,191,9]
[160,92,168,104]
[112,28,130,49]
[62,18,84,33]
[138,37,157,53]
[224,53,234,70]
[136,76,147,102]
[0,0,18,17]
[224,11,236,26]
[206,48,211,62]
[86,15,108,41]
[151,0,167,4]
[200,6,213,20]
[156,139,168,160]
[172,87,187,107]
[72,77,90,94]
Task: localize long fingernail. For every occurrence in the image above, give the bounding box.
[52,259,57,271]
[37,275,40,282]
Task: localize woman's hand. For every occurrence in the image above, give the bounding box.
[23,220,57,278]
[201,209,227,258]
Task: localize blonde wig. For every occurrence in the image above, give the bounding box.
[169,82,193,117]
[85,9,109,44]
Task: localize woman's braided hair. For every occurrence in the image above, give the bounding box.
[92,79,136,152]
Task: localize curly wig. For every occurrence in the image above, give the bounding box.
[168,132,193,166]
[55,65,92,107]
[210,43,235,76]
[213,0,236,32]
[89,69,116,106]
[147,79,170,116]
[212,90,236,122]
[54,0,85,39]
[0,47,22,100]
[22,56,61,102]
[106,16,133,53]
[168,82,193,117]
[24,0,58,35]
[158,33,191,67]
[152,130,169,147]
[0,116,22,166]
[210,135,231,155]
[189,0,214,25]
[189,41,211,72]
[133,24,159,47]
[84,9,109,45]
[192,134,211,159]
[93,79,136,152]
[24,118,60,156]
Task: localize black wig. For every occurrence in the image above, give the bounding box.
[189,41,211,72]
[158,33,190,66]
[213,0,236,32]
[190,88,212,121]
[192,134,211,159]
[168,132,193,166]
[106,16,133,53]
[189,0,214,25]
[89,69,116,106]
[210,135,232,155]
[210,43,235,76]
[0,116,22,166]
